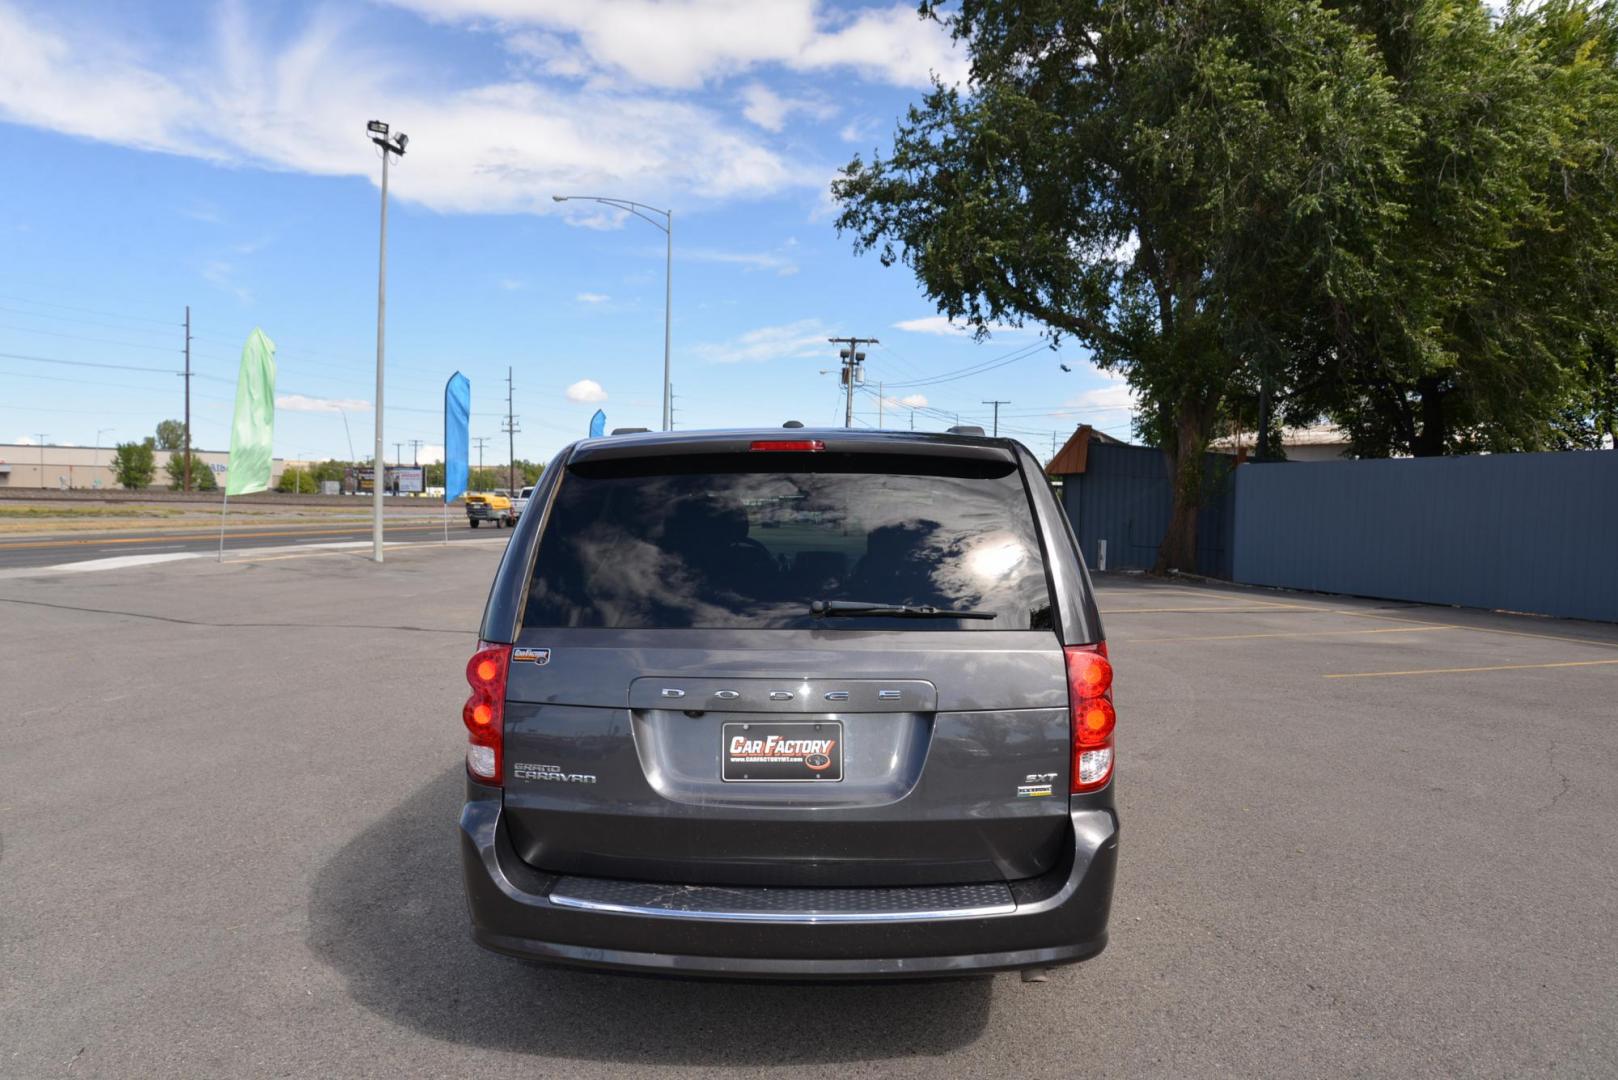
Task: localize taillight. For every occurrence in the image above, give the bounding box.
[1066,643,1114,793]
[749,439,825,452]
[463,642,512,784]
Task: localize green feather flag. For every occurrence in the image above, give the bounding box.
[225,329,277,496]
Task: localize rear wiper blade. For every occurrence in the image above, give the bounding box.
[808,600,998,620]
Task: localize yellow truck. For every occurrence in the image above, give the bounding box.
[464,490,515,528]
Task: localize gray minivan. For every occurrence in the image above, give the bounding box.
[459,428,1118,979]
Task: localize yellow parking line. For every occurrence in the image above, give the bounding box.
[1100,604,1314,614]
[0,523,452,551]
[1326,609,1618,652]
[1326,658,1618,679]
[1124,625,1458,644]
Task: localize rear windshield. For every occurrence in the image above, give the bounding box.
[522,451,1054,631]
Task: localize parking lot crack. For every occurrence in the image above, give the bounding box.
[1542,740,1572,812]
[0,595,469,635]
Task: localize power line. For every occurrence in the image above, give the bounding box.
[0,321,187,354]
[0,302,178,336]
[0,349,178,374]
[876,339,1050,389]
[0,293,180,327]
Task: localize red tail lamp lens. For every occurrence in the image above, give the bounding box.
[1065,644,1115,793]
[1076,698,1116,747]
[749,440,825,452]
[463,642,511,784]
[1066,649,1113,699]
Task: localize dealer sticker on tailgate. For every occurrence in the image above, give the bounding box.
[722,722,842,782]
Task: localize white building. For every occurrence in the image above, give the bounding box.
[0,443,288,491]
[1209,423,1353,462]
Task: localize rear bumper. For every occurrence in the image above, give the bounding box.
[459,781,1118,979]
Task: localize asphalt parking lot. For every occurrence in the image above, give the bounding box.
[3,545,1615,1078]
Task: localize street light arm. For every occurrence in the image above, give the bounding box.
[552,195,670,232]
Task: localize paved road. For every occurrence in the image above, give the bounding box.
[2,548,1615,1077]
[0,517,502,570]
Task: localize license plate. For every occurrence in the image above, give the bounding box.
[722,722,843,782]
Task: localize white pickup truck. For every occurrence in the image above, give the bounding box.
[511,485,535,522]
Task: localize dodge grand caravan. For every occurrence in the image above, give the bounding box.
[459,427,1118,979]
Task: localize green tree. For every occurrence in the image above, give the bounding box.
[155,419,186,451]
[111,439,157,489]
[514,459,547,487]
[310,459,349,485]
[1295,1,1618,457]
[165,451,217,491]
[835,0,1406,570]
[277,466,311,493]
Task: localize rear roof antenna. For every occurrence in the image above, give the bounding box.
[782,420,804,428]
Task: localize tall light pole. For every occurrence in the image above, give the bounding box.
[367,120,408,563]
[552,195,672,431]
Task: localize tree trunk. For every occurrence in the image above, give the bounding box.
[1152,404,1211,574]
[1411,375,1448,457]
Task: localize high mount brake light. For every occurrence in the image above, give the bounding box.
[1065,644,1115,793]
[463,642,512,783]
[748,439,825,452]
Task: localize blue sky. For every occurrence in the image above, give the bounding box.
[0,0,1137,466]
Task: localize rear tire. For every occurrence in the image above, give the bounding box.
[470,519,480,529]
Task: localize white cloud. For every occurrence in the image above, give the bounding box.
[277,394,373,414]
[202,259,252,303]
[683,247,799,276]
[893,315,1027,337]
[575,291,609,304]
[896,393,928,408]
[565,378,608,403]
[14,434,36,445]
[0,4,818,217]
[1061,369,1138,415]
[839,116,879,144]
[388,0,967,90]
[739,81,835,133]
[692,318,829,364]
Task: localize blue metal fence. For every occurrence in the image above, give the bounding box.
[1231,452,1618,622]
[1057,442,1237,577]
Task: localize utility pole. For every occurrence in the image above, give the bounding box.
[669,384,677,430]
[827,336,878,428]
[877,382,883,428]
[503,366,520,494]
[182,305,192,492]
[981,400,1010,437]
[408,439,424,466]
[473,436,490,482]
[394,442,403,466]
[33,434,48,489]
[367,118,408,563]
[909,409,915,431]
